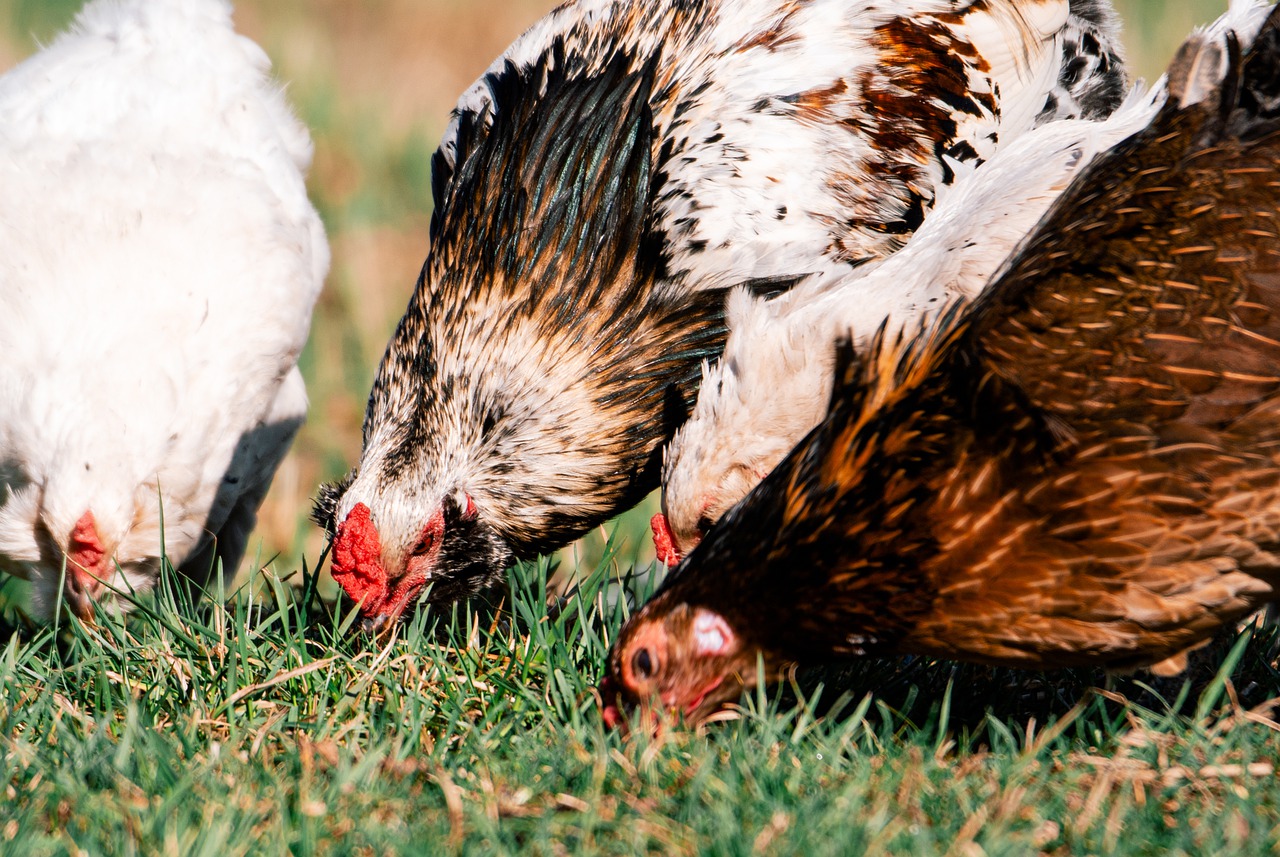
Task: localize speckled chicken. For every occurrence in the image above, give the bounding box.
[316,0,1128,628]
[654,85,1164,565]
[0,0,327,619]
[605,0,1280,726]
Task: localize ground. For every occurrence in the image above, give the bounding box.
[3,561,1279,854]
[3,1,1277,855]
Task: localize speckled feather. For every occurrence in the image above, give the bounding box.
[659,85,1164,561]
[607,1,1280,723]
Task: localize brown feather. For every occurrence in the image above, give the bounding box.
[606,4,1280,722]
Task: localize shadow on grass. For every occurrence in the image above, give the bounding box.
[739,617,1280,758]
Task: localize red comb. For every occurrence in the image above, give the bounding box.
[650,513,681,567]
[331,502,388,614]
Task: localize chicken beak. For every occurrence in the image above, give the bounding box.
[358,611,394,637]
[62,577,98,623]
[598,676,671,735]
[598,674,628,732]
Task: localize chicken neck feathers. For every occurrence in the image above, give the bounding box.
[338,41,733,561]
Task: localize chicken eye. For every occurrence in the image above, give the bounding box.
[632,647,656,681]
[695,514,714,536]
[411,531,436,558]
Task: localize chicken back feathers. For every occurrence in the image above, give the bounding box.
[606,0,1280,725]
[657,84,1166,564]
[319,0,1129,625]
[0,0,327,618]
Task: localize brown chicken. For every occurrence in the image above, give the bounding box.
[603,2,1280,727]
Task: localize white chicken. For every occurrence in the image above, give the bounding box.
[0,0,328,619]
[655,84,1167,563]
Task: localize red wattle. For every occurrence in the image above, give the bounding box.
[331,502,389,614]
[685,676,725,717]
[68,510,105,587]
[650,513,681,567]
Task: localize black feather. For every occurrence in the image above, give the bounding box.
[429,40,663,305]
[739,273,811,301]
[310,469,355,535]
[827,334,871,409]
[1231,4,1280,137]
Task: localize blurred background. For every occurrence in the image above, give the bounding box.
[0,0,1236,592]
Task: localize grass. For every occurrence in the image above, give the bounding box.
[3,0,1278,854]
[2,560,1279,855]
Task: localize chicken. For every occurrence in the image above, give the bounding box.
[654,86,1167,565]
[0,0,328,619]
[604,0,1280,727]
[315,0,1128,629]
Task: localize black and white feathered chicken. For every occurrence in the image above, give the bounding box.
[0,0,328,619]
[316,0,1128,627]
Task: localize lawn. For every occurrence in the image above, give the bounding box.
[3,557,1279,854]
[4,0,1279,854]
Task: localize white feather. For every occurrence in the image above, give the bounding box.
[441,0,1127,293]
[0,0,328,616]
